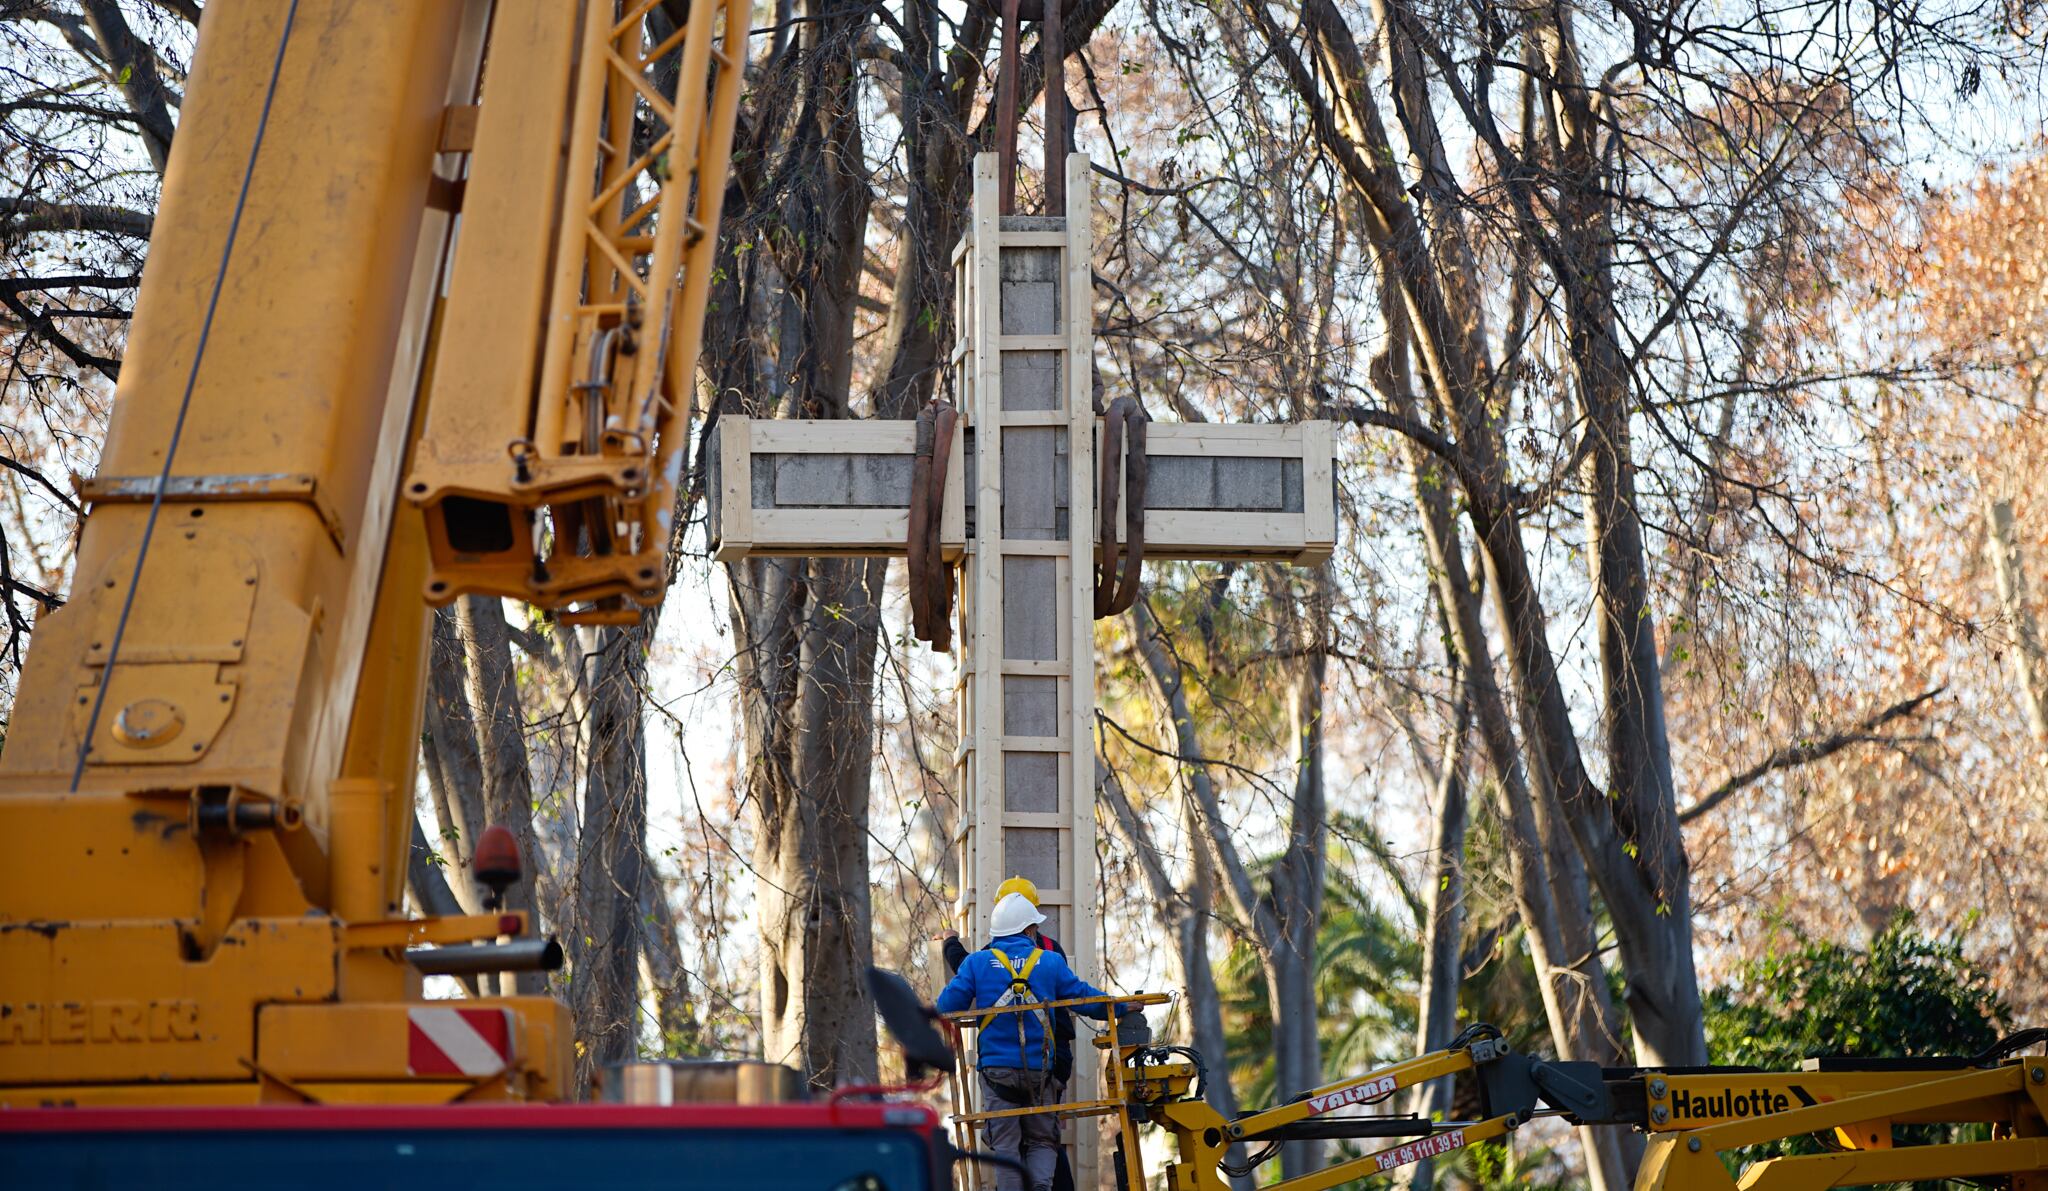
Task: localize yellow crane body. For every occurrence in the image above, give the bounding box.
[0,0,740,1107]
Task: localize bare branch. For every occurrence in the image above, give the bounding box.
[0,274,141,293]
[0,291,122,380]
[0,452,82,516]
[79,0,178,173]
[1678,687,1946,823]
[0,198,155,239]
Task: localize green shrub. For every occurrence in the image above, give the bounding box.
[1702,914,2010,1191]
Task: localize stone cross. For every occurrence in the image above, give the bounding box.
[711,153,1333,1180]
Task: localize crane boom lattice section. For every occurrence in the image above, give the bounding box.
[408,0,744,625]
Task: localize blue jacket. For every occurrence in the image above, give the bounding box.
[935,934,1119,1071]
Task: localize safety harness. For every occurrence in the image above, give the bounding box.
[984,946,1056,1073]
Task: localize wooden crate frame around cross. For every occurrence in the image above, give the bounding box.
[709,152,1334,1187]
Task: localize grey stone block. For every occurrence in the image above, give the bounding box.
[1003,428,1058,539]
[1003,556,1058,659]
[1001,350,1061,411]
[1001,216,1065,234]
[848,453,913,507]
[1003,751,1060,812]
[1001,246,1060,282]
[1146,456,1215,509]
[773,454,850,506]
[750,455,775,509]
[1003,675,1060,737]
[1283,457,1304,513]
[1004,826,1062,890]
[1001,281,1059,335]
[1215,457,1285,510]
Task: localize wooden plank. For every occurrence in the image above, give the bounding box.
[997,734,1068,752]
[748,418,916,453]
[1057,642,1074,758]
[969,153,1006,951]
[1144,422,1307,458]
[1144,509,1309,549]
[751,508,909,545]
[1061,151,1102,1191]
[998,230,1069,247]
[1000,659,1067,676]
[998,411,1067,428]
[998,539,1068,557]
[941,417,968,546]
[1299,419,1337,565]
[998,334,1067,351]
[998,811,1071,830]
[710,415,752,563]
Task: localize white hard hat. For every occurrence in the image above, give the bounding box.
[990,891,1046,938]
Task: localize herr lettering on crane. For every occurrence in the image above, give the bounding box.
[0,1001,202,1045]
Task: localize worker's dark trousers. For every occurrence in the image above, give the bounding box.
[979,1067,1061,1191]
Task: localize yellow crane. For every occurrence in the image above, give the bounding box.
[0,0,739,1105]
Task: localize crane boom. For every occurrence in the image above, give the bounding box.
[0,0,740,1105]
[407,0,743,626]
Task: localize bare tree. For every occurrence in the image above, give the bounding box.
[1130,593,1331,1178]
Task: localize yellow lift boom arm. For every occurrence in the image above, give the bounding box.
[1102,1022,2048,1191]
[922,996,2047,1191]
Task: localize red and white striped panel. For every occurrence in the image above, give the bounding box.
[407,1007,516,1077]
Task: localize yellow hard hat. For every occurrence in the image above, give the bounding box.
[995,876,1039,906]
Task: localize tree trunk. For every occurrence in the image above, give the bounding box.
[455,595,548,995]
[1361,248,1638,1188]
[737,556,885,1088]
[1533,2,1706,1066]
[1268,0,1708,1075]
[716,0,885,1090]
[1405,696,1468,1191]
[571,626,652,1080]
[1132,599,1328,1181]
[641,863,702,1055]
[1985,497,2048,741]
[1098,761,1253,1191]
[423,607,485,904]
[1265,632,1328,1178]
[407,815,468,920]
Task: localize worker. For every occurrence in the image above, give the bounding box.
[936,890,1143,1191]
[939,877,1077,1079]
[937,877,1079,1191]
